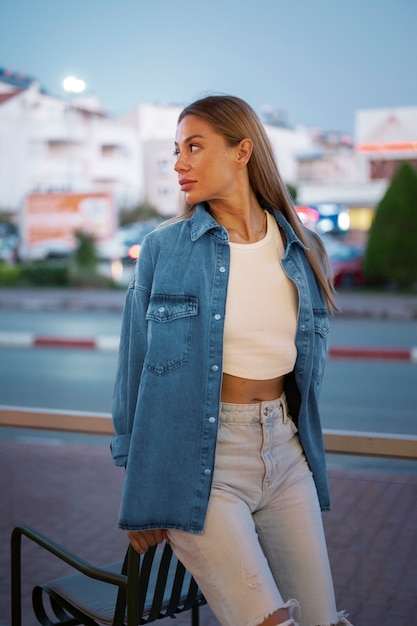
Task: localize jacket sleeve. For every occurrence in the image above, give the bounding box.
[110,236,153,467]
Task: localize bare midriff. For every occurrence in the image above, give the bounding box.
[221,373,285,404]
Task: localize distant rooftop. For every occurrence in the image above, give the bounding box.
[0,91,23,105]
[0,67,48,93]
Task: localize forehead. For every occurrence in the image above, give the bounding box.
[175,114,221,143]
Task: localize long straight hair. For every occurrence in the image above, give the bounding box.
[174,95,337,312]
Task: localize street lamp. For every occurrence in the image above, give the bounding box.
[62,76,86,94]
[62,76,86,190]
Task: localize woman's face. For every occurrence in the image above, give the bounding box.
[174,114,240,206]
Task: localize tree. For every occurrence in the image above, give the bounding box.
[73,230,97,271]
[68,230,113,287]
[363,163,417,288]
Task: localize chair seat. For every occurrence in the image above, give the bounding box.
[12,525,205,626]
[41,550,197,625]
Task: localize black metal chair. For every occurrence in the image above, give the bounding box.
[11,524,206,626]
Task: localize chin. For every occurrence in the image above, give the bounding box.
[185,191,204,205]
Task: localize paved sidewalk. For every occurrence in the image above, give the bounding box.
[0,435,416,626]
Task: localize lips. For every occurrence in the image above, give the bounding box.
[179,178,196,191]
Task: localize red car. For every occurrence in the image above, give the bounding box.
[320,234,365,288]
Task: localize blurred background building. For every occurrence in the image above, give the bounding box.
[1,66,416,227]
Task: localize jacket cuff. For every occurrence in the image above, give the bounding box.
[110,434,131,467]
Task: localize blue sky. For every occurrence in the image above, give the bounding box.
[1,0,416,134]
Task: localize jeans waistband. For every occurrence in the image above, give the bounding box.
[220,392,289,424]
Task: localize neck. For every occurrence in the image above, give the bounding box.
[209,202,266,244]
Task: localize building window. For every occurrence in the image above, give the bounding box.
[101,144,128,158]
[156,155,171,175]
[370,158,417,180]
[47,140,71,157]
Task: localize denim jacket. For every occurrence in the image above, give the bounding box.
[111,204,331,533]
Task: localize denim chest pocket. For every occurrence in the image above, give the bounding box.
[144,294,198,375]
[312,308,330,383]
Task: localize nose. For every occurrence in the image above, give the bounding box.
[174,150,189,173]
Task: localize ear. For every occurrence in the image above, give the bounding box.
[236,138,253,168]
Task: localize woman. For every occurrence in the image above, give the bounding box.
[111,95,353,626]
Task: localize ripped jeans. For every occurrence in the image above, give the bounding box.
[168,394,353,626]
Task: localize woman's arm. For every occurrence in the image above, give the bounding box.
[110,236,154,466]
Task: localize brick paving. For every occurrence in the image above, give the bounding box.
[0,436,416,626]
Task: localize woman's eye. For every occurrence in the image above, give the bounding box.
[173,144,199,158]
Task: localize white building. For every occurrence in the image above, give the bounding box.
[0,70,141,216]
[265,123,318,185]
[121,103,183,216]
[4,68,413,228]
[0,69,322,221]
[298,107,417,209]
[355,106,417,181]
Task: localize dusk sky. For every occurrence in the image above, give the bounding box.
[1,0,416,134]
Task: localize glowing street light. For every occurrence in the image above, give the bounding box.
[62,76,86,190]
[62,76,86,94]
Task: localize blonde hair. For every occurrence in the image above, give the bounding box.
[174,94,337,312]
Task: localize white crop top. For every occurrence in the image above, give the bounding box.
[222,211,298,380]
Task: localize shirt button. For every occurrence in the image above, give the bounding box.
[158,307,165,312]
[208,416,216,423]
[212,365,219,372]
[219,266,226,273]
[204,468,211,475]
[300,325,306,331]
[214,313,221,320]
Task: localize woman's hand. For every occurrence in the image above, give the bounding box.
[126,529,169,554]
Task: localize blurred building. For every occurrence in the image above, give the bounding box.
[0,68,141,217]
[121,103,183,216]
[355,106,417,180]
[298,106,417,211]
[1,67,416,227]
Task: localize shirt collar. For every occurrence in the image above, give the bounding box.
[189,204,229,242]
[189,203,307,250]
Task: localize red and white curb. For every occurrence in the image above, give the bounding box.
[0,332,417,362]
[328,346,417,362]
[0,332,119,351]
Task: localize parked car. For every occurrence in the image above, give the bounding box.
[96,219,163,263]
[0,222,20,263]
[320,234,365,288]
[96,218,164,284]
[295,205,320,230]
[295,203,350,234]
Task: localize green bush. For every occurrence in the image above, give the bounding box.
[67,230,117,287]
[0,259,119,288]
[73,230,98,271]
[0,260,70,287]
[0,228,120,288]
[19,261,70,286]
[363,163,417,288]
[0,262,21,285]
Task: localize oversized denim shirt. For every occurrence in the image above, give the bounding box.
[111,204,331,533]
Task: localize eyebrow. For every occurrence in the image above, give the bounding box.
[174,134,205,146]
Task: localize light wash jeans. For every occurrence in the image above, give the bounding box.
[168,394,353,626]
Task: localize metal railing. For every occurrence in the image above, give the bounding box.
[1,405,416,460]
